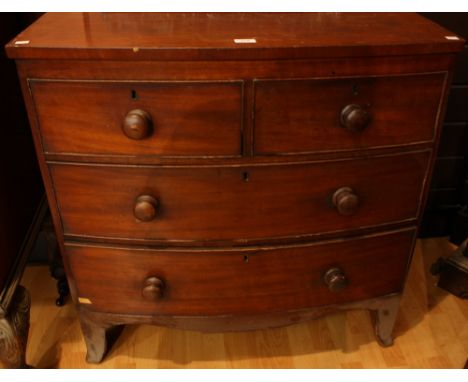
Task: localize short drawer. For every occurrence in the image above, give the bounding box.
[254,73,445,154]
[67,228,415,315]
[50,151,429,243]
[30,80,243,157]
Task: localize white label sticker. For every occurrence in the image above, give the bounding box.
[445,36,460,40]
[234,38,257,44]
[14,40,30,45]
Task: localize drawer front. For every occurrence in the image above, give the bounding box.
[254,73,445,154]
[30,80,243,157]
[67,229,415,315]
[50,152,429,243]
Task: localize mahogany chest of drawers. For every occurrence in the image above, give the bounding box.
[6,13,464,363]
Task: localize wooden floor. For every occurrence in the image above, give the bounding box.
[5,237,468,368]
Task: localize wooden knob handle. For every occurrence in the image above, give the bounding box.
[142,276,164,300]
[340,104,370,132]
[122,109,152,140]
[134,195,158,222]
[323,267,348,293]
[332,187,360,216]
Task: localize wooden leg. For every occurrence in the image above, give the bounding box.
[371,294,401,347]
[0,286,30,368]
[43,223,70,307]
[78,309,123,364]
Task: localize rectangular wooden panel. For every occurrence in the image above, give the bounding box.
[66,229,415,315]
[50,151,429,243]
[254,73,445,154]
[30,80,243,157]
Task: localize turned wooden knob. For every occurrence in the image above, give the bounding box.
[323,267,348,293]
[134,195,159,222]
[340,104,370,132]
[332,187,360,216]
[122,109,152,140]
[142,276,164,300]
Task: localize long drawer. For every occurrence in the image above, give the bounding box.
[30,80,243,157]
[254,73,445,154]
[67,228,415,315]
[50,151,429,243]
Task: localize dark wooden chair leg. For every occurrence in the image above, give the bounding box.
[55,278,69,307]
[77,309,123,364]
[371,294,401,347]
[43,219,69,307]
[0,286,31,368]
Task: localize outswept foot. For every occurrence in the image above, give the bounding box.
[78,308,123,364]
[371,294,401,347]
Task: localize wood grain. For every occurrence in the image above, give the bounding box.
[49,152,429,244]
[18,55,458,82]
[6,13,464,363]
[6,237,466,369]
[30,80,243,157]
[254,73,445,154]
[5,13,464,60]
[66,229,415,316]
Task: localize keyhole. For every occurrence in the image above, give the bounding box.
[243,255,249,263]
[352,84,359,96]
[131,89,138,100]
[243,171,250,182]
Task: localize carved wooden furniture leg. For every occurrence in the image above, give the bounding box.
[0,286,31,368]
[78,308,123,364]
[371,294,401,347]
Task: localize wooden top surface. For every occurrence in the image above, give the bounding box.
[5,13,465,60]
